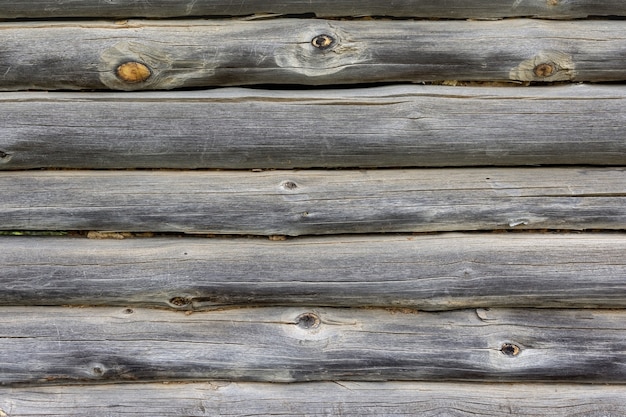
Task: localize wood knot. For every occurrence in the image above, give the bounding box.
[296,312,321,329]
[501,343,521,357]
[90,363,107,377]
[116,61,152,83]
[533,63,555,78]
[169,296,191,307]
[0,150,12,163]
[281,180,298,190]
[509,51,573,82]
[311,34,335,50]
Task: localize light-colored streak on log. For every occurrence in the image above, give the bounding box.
[0,19,625,90]
[2,381,626,416]
[1,0,625,19]
[2,306,626,384]
[2,234,625,310]
[0,168,624,235]
[1,84,625,169]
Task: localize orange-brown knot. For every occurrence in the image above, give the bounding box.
[533,63,555,78]
[116,61,152,83]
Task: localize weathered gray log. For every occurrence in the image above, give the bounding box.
[1,0,625,19]
[1,19,626,90]
[2,306,626,384]
[2,84,625,169]
[2,234,625,310]
[3,381,626,416]
[1,168,624,235]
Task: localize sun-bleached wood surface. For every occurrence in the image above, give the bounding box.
[1,168,624,235]
[3,381,626,416]
[2,306,626,385]
[2,85,625,169]
[1,19,626,91]
[1,0,625,411]
[1,0,625,19]
[2,233,625,310]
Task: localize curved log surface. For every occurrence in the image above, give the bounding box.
[1,0,625,19]
[3,381,626,416]
[0,168,624,235]
[1,19,626,90]
[2,234,625,310]
[2,85,625,169]
[2,306,626,385]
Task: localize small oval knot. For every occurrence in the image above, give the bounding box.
[169,296,192,307]
[281,180,298,190]
[296,312,321,329]
[311,34,335,50]
[533,63,555,78]
[501,343,521,357]
[0,150,12,163]
[116,61,152,83]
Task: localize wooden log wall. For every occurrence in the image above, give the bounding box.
[0,1,625,416]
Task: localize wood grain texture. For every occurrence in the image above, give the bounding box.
[1,0,625,19]
[3,381,626,416]
[1,168,624,235]
[2,84,625,169]
[2,306,626,385]
[1,19,626,90]
[2,234,626,310]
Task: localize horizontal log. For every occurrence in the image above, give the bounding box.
[1,168,624,235]
[3,381,626,416]
[2,234,626,310]
[2,306,626,384]
[1,0,625,19]
[1,19,626,90]
[2,84,625,169]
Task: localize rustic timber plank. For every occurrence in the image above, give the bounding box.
[2,234,625,310]
[1,19,626,90]
[2,306,626,384]
[1,168,624,235]
[1,0,625,19]
[3,382,626,416]
[2,84,625,169]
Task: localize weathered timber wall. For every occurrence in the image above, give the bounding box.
[1,85,625,169]
[2,234,625,311]
[1,168,623,234]
[2,306,626,385]
[1,0,625,412]
[1,0,625,19]
[3,382,626,416]
[1,19,626,90]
